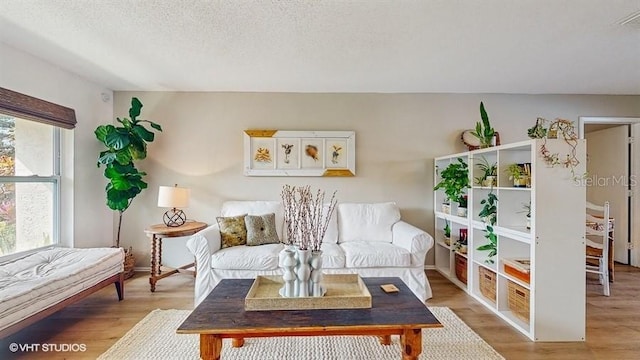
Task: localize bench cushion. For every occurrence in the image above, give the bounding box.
[0,247,123,333]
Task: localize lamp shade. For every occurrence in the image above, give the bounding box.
[157,185,190,208]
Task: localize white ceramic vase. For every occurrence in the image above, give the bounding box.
[295,248,311,297]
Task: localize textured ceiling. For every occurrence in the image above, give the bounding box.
[0,0,639,94]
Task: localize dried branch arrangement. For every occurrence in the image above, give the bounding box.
[280,185,338,251]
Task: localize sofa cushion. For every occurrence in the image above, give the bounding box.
[211,243,283,270]
[340,242,410,268]
[338,202,401,243]
[319,243,346,269]
[216,214,247,248]
[221,201,284,240]
[245,213,280,246]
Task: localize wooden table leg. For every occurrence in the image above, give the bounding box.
[400,328,422,360]
[200,334,222,360]
[232,338,245,347]
[378,335,391,345]
[149,235,158,292]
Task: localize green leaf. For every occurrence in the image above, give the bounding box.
[106,188,131,212]
[105,130,130,150]
[132,124,155,142]
[95,125,115,144]
[128,137,147,160]
[147,121,162,131]
[480,102,489,125]
[111,176,132,190]
[97,150,117,166]
[477,244,494,251]
[129,97,143,122]
[114,149,132,165]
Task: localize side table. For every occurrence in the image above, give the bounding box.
[144,221,207,292]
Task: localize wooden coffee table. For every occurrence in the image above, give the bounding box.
[177,277,442,360]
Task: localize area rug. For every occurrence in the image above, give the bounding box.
[98,307,504,360]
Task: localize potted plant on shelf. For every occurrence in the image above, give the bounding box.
[505,163,529,188]
[478,191,498,226]
[477,225,497,264]
[443,221,451,246]
[455,228,468,254]
[471,102,496,148]
[474,156,497,187]
[456,194,468,217]
[434,158,469,216]
[95,97,162,279]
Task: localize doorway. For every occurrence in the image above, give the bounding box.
[579,117,640,268]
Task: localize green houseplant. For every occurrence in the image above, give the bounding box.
[474,156,497,187]
[505,163,529,187]
[95,97,162,276]
[434,158,469,215]
[471,102,496,148]
[477,225,497,264]
[478,191,498,225]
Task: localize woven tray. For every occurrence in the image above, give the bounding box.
[245,274,372,311]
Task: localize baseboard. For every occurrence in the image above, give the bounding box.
[424,265,436,270]
[134,267,150,272]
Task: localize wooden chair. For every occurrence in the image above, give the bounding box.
[585,201,611,296]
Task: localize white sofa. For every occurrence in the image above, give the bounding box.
[187,201,434,306]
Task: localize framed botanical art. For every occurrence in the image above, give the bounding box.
[244,130,355,176]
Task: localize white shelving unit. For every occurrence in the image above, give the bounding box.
[434,139,586,341]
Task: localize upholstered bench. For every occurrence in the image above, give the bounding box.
[0,247,124,338]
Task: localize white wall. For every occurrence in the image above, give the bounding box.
[114,92,640,267]
[0,42,114,249]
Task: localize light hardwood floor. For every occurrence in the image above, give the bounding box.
[1,266,639,359]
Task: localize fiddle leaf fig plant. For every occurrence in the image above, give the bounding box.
[95,97,162,247]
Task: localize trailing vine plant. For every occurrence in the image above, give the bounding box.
[531,117,584,180]
[477,225,498,264]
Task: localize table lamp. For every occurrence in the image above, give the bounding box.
[157,184,190,227]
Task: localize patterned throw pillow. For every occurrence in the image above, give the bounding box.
[245,213,280,246]
[217,214,247,248]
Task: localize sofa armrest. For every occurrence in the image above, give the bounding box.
[391,221,434,267]
[186,224,220,306]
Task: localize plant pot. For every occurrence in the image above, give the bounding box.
[457,244,468,254]
[526,215,531,230]
[482,176,497,187]
[442,203,451,214]
[456,207,468,217]
[444,236,451,246]
[513,178,528,188]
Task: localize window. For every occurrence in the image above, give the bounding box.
[0,115,60,256]
[0,87,76,258]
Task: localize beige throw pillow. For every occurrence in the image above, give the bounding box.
[217,214,247,248]
[245,213,280,246]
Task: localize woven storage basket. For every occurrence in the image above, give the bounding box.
[478,266,496,303]
[454,253,467,285]
[123,247,136,280]
[507,280,530,323]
